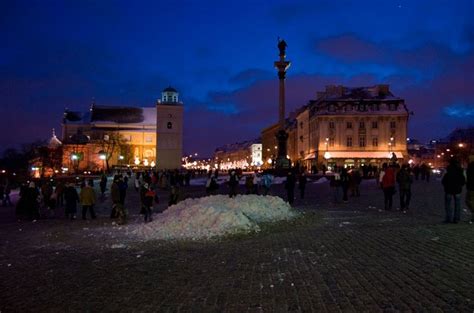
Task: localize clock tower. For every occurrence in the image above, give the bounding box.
[156,86,183,169]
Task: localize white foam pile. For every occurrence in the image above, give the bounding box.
[130,195,298,241]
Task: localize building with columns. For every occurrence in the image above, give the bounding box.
[262,84,409,170]
[61,87,183,171]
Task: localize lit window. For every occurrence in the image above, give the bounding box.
[372,137,378,147]
[347,137,352,147]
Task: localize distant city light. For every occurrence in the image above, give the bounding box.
[71,154,79,160]
[118,155,124,160]
[99,154,106,160]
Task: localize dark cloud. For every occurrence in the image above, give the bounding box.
[228,68,273,86]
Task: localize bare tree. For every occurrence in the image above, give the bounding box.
[96,132,129,172]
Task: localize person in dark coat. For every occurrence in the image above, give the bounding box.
[141,183,154,222]
[228,170,239,198]
[380,163,396,210]
[465,161,474,224]
[298,172,307,199]
[285,171,296,205]
[3,182,11,207]
[99,174,107,197]
[15,183,29,219]
[340,168,350,203]
[64,183,79,220]
[442,158,466,223]
[396,164,413,213]
[350,168,362,197]
[24,182,40,220]
[110,176,121,219]
[168,185,179,207]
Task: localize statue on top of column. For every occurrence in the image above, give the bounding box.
[278,37,287,56]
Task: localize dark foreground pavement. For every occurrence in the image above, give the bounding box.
[1,177,474,312]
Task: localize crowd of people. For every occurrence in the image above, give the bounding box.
[8,158,474,225]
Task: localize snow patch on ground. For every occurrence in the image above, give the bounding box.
[129,195,298,241]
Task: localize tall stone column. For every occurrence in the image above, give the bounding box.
[274,39,291,170]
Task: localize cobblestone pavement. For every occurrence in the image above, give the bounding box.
[1,176,474,312]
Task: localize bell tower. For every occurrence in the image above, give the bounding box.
[156,86,183,169]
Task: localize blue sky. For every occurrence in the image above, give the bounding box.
[1,0,473,156]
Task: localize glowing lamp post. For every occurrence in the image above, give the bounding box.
[98,151,107,172]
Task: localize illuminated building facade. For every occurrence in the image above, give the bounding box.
[262,85,409,169]
[61,87,183,171]
[214,139,262,170]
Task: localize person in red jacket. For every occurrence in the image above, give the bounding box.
[380,163,396,210]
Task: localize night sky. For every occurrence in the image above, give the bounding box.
[1,0,473,157]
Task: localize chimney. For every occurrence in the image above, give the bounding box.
[377,84,389,96]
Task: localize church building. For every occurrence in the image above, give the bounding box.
[61,87,183,171]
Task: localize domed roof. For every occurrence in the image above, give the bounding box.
[163,86,178,93]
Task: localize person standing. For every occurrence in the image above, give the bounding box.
[41,182,53,211]
[110,175,128,225]
[245,175,254,195]
[25,182,40,220]
[0,182,4,206]
[54,181,65,207]
[64,183,79,220]
[285,171,296,205]
[340,168,350,203]
[99,173,107,198]
[80,181,96,220]
[351,168,362,197]
[3,182,11,207]
[298,172,307,199]
[330,170,342,203]
[261,171,273,196]
[442,159,466,224]
[465,161,474,224]
[380,163,396,211]
[168,185,179,207]
[228,170,239,198]
[141,183,154,222]
[396,164,413,213]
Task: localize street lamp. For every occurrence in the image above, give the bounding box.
[99,151,107,172]
[324,137,329,169]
